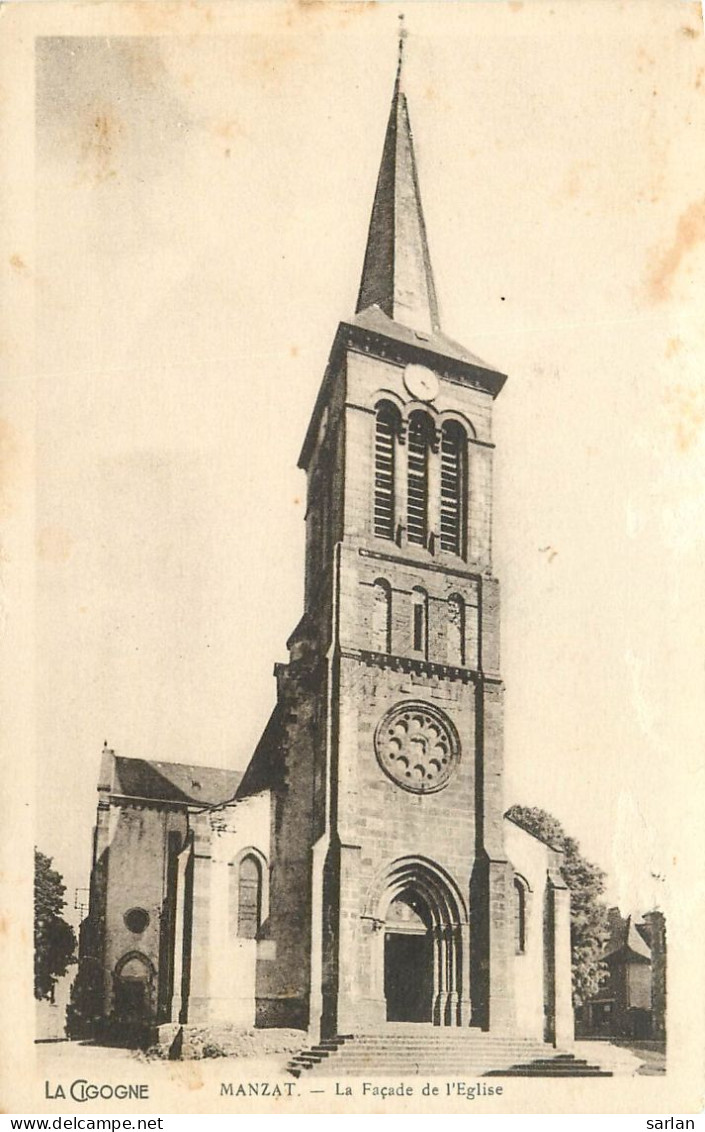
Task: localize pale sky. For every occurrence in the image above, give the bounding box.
[26,1,705,925]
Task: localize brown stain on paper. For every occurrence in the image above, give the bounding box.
[80,110,124,184]
[665,336,683,359]
[169,1061,204,1092]
[562,161,594,202]
[37,526,75,564]
[289,0,376,18]
[213,117,246,142]
[0,418,19,516]
[636,46,656,69]
[665,383,705,453]
[244,38,301,81]
[648,197,705,302]
[125,1,214,35]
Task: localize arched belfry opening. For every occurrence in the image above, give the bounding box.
[371,858,470,1027]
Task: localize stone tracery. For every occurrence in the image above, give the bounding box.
[374,701,460,793]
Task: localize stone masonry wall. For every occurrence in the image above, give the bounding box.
[103,803,187,1021]
[256,666,325,1029]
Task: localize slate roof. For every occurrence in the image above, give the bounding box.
[351,50,506,379]
[109,754,242,808]
[603,908,652,963]
[236,706,283,799]
[355,51,440,336]
[349,306,501,376]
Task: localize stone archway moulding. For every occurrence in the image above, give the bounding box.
[364,856,471,1027]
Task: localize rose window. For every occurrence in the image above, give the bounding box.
[374,702,460,793]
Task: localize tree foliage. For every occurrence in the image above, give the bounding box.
[34,849,77,1001]
[505,804,610,1007]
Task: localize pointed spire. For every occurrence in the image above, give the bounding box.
[356,20,440,336]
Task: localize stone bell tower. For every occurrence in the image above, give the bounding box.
[253,36,518,1040]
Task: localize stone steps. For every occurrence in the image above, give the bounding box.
[286,1033,613,1079]
[487,1060,612,1078]
[290,1057,547,1069]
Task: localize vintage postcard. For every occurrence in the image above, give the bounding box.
[1,0,704,1117]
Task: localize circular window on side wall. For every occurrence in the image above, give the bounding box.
[374,701,461,794]
[123,907,150,934]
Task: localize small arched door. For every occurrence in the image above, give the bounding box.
[384,891,434,1022]
[114,953,154,1022]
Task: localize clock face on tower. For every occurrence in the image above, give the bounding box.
[374,702,460,794]
[403,363,439,402]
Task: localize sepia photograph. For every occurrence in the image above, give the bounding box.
[2,0,704,1118]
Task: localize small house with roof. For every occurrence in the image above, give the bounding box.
[580,908,666,1040]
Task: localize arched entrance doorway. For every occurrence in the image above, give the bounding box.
[384,891,433,1022]
[113,952,154,1022]
[371,857,470,1027]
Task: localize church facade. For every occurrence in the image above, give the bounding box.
[74,50,574,1051]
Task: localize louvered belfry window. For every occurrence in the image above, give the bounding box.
[374,404,397,540]
[440,422,464,554]
[407,412,431,546]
